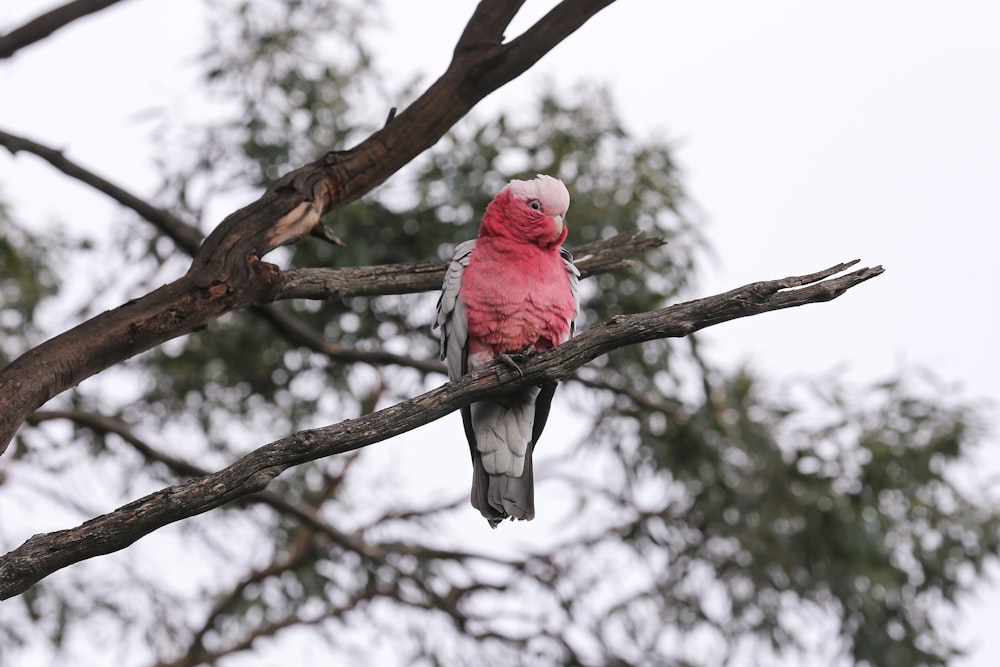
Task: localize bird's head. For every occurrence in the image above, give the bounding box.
[481,174,570,248]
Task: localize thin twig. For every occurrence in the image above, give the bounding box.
[0,128,203,251]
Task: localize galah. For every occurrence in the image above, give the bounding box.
[435,174,579,527]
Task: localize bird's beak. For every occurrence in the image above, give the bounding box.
[552,214,564,240]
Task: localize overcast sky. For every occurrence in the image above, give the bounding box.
[2,1,998,665]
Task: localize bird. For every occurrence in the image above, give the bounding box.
[435,174,579,527]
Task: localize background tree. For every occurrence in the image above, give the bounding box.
[0,1,996,666]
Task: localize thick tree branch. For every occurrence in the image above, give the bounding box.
[0,0,618,454]
[277,229,663,300]
[235,229,667,374]
[0,260,883,599]
[0,0,132,59]
[185,0,618,274]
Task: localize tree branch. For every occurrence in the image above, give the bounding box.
[29,409,212,479]
[252,305,445,373]
[570,370,686,417]
[0,260,884,599]
[276,229,664,300]
[175,536,322,667]
[152,595,376,667]
[26,409,367,554]
[0,0,132,59]
[0,127,203,252]
[0,0,619,454]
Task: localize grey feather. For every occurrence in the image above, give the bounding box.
[470,387,541,476]
[560,246,581,336]
[434,240,475,381]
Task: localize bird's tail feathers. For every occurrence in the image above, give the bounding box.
[469,388,541,527]
[471,453,536,528]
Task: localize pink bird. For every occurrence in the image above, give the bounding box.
[436,175,579,527]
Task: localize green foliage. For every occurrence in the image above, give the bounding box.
[608,368,996,665]
[0,1,996,666]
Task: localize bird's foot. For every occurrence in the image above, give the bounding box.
[495,353,524,379]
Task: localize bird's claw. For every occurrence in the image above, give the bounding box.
[496,353,524,379]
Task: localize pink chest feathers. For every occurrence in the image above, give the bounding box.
[461,247,575,357]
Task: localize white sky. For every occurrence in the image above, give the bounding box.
[1,0,999,665]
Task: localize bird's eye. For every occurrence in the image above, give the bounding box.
[529,200,542,211]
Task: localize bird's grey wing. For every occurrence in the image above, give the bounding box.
[435,240,496,519]
[435,240,475,381]
[560,246,581,336]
